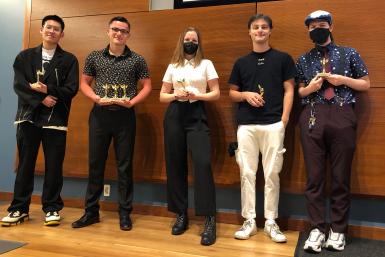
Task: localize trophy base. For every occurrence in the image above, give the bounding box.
[30,82,40,89]
[100,97,130,103]
[317,72,331,78]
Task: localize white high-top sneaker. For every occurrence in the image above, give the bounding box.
[234,219,257,240]
[264,220,287,243]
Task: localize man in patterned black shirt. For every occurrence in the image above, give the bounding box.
[72,16,151,231]
[296,10,370,253]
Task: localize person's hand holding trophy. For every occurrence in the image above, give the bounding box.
[30,69,48,94]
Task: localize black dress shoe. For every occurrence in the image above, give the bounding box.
[72,212,100,228]
[171,213,188,235]
[120,215,132,231]
[201,216,216,246]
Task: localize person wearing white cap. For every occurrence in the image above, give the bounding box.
[229,14,295,243]
[296,10,370,253]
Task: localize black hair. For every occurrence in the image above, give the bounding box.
[42,15,65,31]
[108,16,131,32]
[247,14,273,29]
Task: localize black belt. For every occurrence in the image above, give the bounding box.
[95,104,126,111]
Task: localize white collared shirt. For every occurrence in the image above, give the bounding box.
[162,59,219,103]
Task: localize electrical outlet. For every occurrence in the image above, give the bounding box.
[103,184,110,197]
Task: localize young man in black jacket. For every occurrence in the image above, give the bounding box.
[1,15,79,227]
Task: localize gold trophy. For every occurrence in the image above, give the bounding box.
[317,57,331,77]
[99,84,130,103]
[31,69,44,88]
[100,84,110,102]
[258,84,264,97]
[176,78,188,92]
[120,85,130,100]
[111,85,119,100]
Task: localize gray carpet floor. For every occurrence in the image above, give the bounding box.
[0,239,26,254]
[295,232,385,257]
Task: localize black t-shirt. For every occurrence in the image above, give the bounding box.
[228,48,296,125]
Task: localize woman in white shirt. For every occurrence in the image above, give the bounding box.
[160,27,220,246]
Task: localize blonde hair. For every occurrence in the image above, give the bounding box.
[170,27,204,67]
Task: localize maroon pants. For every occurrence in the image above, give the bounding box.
[299,104,357,233]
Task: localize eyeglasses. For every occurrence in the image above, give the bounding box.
[110,27,129,35]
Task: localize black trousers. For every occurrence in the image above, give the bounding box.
[9,122,66,213]
[299,104,356,233]
[85,105,136,215]
[164,101,216,216]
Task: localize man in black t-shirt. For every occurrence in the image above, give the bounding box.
[229,14,295,242]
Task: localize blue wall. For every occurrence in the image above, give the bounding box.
[0,0,384,229]
[0,0,24,192]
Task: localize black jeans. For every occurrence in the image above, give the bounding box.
[164,101,216,216]
[85,105,136,216]
[9,122,66,213]
[300,104,356,233]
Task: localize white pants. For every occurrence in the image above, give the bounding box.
[236,121,286,220]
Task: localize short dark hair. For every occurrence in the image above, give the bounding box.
[247,14,273,29]
[42,15,65,31]
[109,16,131,32]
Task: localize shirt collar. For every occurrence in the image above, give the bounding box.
[184,58,195,66]
[102,45,132,57]
[314,42,336,54]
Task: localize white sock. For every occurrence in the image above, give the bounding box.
[266,219,275,225]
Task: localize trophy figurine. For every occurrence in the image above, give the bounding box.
[100,84,130,103]
[99,84,110,102]
[258,84,264,97]
[177,78,187,92]
[31,69,45,88]
[111,85,118,100]
[317,57,331,77]
[120,85,130,101]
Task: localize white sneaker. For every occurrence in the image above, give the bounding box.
[303,228,325,253]
[234,219,257,240]
[264,221,287,243]
[1,211,29,226]
[44,211,61,226]
[324,228,345,251]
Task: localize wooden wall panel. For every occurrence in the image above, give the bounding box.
[29,3,256,184]
[31,0,149,20]
[26,0,385,196]
[258,0,385,195]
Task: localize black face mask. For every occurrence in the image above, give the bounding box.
[183,42,199,55]
[309,28,331,45]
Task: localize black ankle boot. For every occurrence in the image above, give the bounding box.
[172,213,188,235]
[201,216,216,246]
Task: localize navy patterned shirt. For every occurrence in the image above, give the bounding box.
[83,45,150,100]
[296,43,368,105]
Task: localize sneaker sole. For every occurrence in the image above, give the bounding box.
[44,220,60,226]
[304,245,322,253]
[324,244,344,251]
[1,216,29,227]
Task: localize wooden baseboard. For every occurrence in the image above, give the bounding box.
[1,191,384,240]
